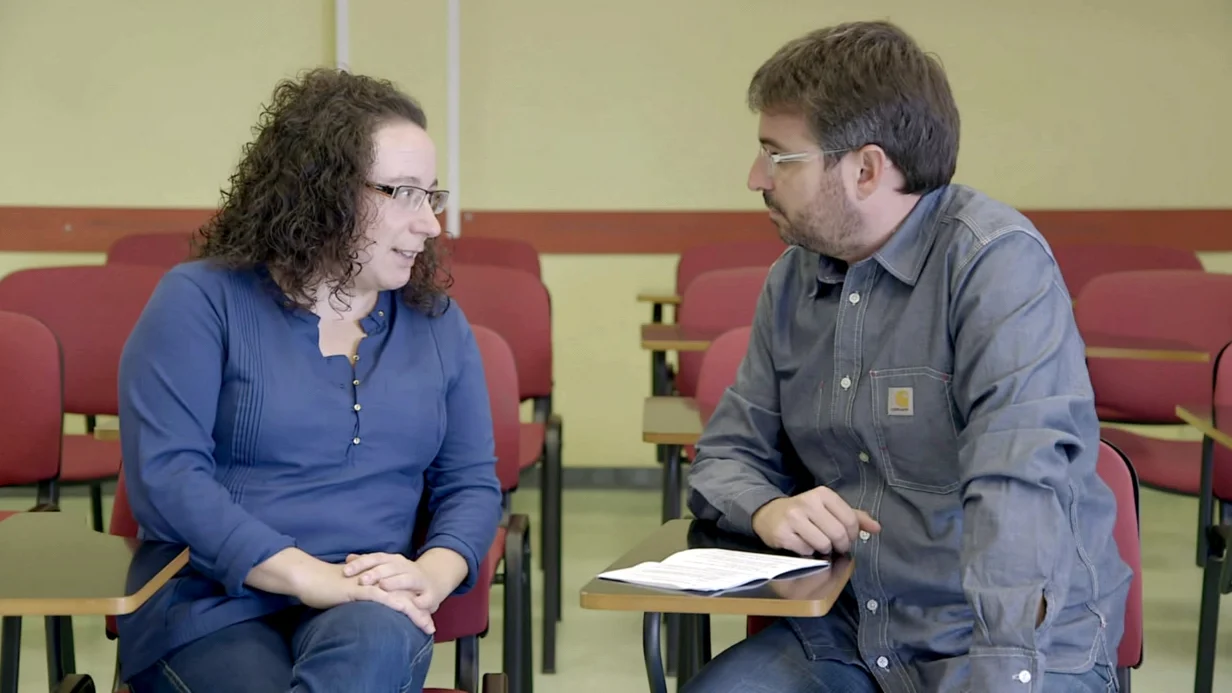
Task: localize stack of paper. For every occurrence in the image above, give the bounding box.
[598,548,829,593]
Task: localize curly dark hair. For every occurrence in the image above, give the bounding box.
[194,67,450,315]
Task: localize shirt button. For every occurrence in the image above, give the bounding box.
[859,530,871,542]
[876,656,889,669]
[378,310,385,317]
[866,599,878,612]
[353,403,362,411]
[353,379,360,386]
[1016,670,1031,684]
[352,355,360,362]
[848,292,860,304]
[352,437,361,445]
[840,376,852,390]
[858,451,869,463]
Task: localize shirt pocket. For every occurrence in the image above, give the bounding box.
[869,366,962,494]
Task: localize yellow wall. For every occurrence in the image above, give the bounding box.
[1,1,1229,468]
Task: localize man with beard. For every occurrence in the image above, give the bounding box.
[684,20,1131,693]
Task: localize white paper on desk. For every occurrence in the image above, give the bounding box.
[597,548,829,593]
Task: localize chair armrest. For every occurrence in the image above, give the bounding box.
[481,673,508,693]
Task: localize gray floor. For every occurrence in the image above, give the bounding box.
[2,484,1231,691]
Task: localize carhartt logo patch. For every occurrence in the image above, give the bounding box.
[888,387,914,416]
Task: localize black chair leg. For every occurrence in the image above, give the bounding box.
[44,616,75,691]
[1194,546,1224,693]
[455,635,480,693]
[540,417,562,674]
[503,514,532,693]
[1,616,22,693]
[88,484,104,533]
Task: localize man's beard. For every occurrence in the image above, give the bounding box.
[764,175,863,260]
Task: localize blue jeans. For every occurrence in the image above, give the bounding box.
[681,619,1117,693]
[127,602,433,693]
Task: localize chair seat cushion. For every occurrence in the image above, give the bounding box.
[60,434,121,483]
[1100,427,1201,495]
[519,422,544,470]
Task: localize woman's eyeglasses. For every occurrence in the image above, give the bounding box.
[365,182,450,214]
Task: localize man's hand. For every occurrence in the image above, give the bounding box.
[751,487,881,556]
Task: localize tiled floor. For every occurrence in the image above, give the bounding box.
[2,484,1231,691]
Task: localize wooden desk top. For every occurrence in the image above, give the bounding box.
[640,324,721,352]
[1083,333,1210,363]
[637,291,682,305]
[0,512,188,616]
[1176,405,1232,450]
[580,519,853,618]
[643,397,703,445]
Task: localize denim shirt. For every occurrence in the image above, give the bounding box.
[687,184,1132,693]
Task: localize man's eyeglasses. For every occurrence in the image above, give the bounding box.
[758,145,850,178]
[365,182,450,214]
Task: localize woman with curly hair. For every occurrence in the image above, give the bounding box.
[114,68,502,693]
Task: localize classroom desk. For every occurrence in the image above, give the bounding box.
[581,519,853,693]
[0,512,188,693]
[1083,333,1211,363]
[1174,403,1232,693]
[640,325,726,397]
[642,397,703,447]
[638,291,682,324]
[643,397,703,523]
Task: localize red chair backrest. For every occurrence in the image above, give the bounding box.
[1074,270,1232,423]
[1052,243,1202,299]
[696,326,753,423]
[676,240,785,297]
[442,237,541,279]
[448,264,552,400]
[0,311,64,487]
[1097,439,1143,670]
[676,267,767,398]
[471,325,522,492]
[0,265,166,415]
[106,233,196,269]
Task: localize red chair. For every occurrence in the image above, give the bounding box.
[742,439,1144,688]
[673,268,767,400]
[0,310,63,512]
[1074,270,1232,498]
[447,264,562,673]
[675,240,785,300]
[0,265,166,532]
[1193,342,1232,693]
[443,237,541,279]
[104,469,515,693]
[105,232,196,270]
[471,326,534,693]
[0,310,78,693]
[1051,242,1202,299]
[658,326,752,521]
[1099,439,1144,691]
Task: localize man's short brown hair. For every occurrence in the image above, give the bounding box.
[749,21,960,194]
